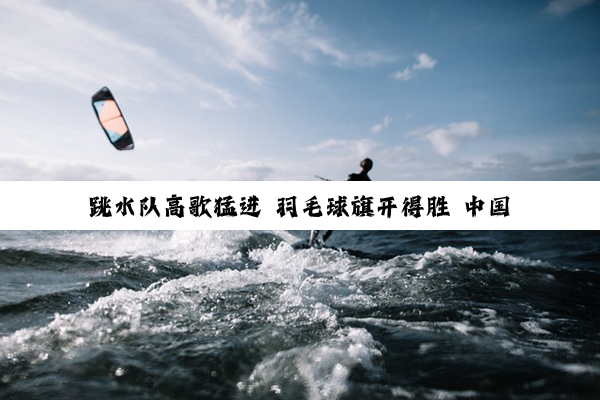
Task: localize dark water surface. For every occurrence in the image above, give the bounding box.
[1,230,599,399]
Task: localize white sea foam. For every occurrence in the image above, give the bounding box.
[23,230,256,264]
[0,238,373,363]
[239,327,382,400]
[413,246,549,270]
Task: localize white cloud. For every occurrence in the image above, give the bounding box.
[0,0,393,114]
[135,138,166,148]
[176,0,393,78]
[469,152,600,180]
[206,160,274,180]
[543,0,595,17]
[393,68,413,81]
[0,1,240,108]
[393,53,437,81]
[411,121,482,156]
[370,116,392,134]
[414,53,438,70]
[304,138,380,157]
[175,0,273,69]
[0,154,135,180]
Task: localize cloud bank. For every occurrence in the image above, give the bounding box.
[0,154,135,180]
[206,160,275,181]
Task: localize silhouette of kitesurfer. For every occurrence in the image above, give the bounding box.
[347,157,373,181]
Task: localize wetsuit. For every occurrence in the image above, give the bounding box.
[347,171,371,181]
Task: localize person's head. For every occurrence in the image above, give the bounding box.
[360,158,373,172]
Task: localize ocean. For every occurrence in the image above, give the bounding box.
[0,230,599,399]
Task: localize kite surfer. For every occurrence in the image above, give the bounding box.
[347,158,373,182]
[308,231,333,247]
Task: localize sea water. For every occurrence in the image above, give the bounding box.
[1,230,599,399]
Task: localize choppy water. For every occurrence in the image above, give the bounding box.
[0,230,599,399]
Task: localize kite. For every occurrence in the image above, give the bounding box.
[91,87,134,150]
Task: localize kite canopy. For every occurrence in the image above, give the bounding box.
[91,87,134,150]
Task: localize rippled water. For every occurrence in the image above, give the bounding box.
[1,230,599,399]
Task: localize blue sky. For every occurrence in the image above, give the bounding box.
[0,0,599,180]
